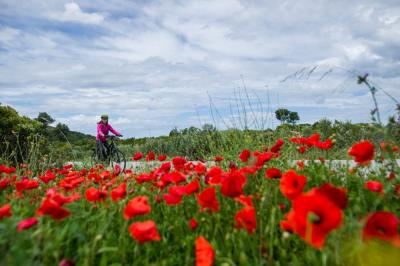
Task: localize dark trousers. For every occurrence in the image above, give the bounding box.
[96,140,110,159]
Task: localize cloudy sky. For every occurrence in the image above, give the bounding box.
[0,0,399,137]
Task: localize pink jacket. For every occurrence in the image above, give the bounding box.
[96,122,121,142]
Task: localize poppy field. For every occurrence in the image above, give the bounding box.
[0,133,400,266]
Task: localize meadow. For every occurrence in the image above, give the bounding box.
[0,129,399,266]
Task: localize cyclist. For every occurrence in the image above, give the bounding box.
[96,114,123,159]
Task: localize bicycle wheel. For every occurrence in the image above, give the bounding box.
[109,148,126,172]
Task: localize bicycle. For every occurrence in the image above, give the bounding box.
[92,136,127,171]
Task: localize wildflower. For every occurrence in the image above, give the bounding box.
[37,198,70,220]
[235,206,257,234]
[124,196,151,219]
[363,211,399,245]
[265,167,282,179]
[189,218,198,230]
[172,156,187,171]
[197,187,219,212]
[220,170,246,198]
[85,187,107,202]
[132,152,143,161]
[280,170,307,200]
[111,182,127,201]
[270,139,284,153]
[195,236,215,266]
[17,217,38,232]
[239,149,251,163]
[158,154,167,161]
[39,169,56,184]
[128,220,160,243]
[0,204,12,220]
[287,190,343,249]
[256,152,273,167]
[146,151,155,161]
[185,179,200,195]
[365,181,383,194]
[316,183,348,209]
[348,140,375,164]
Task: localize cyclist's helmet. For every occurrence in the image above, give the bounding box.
[101,114,109,120]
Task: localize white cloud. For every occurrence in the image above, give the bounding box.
[51,2,104,24]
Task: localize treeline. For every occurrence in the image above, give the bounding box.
[1,103,399,167]
[0,104,94,168]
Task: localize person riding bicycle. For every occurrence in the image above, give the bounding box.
[96,114,123,159]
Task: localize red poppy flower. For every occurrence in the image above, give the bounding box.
[39,169,56,184]
[170,171,187,183]
[256,152,273,167]
[194,163,207,175]
[63,164,73,170]
[287,190,343,249]
[348,140,375,164]
[306,133,320,147]
[46,189,80,205]
[124,196,151,219]
[172,156,187,171]
[316,183,347,210]
[280,219,293,232]
[220,170,246,198]
[0,178,11,189]
[15,179,40,191]
[298,146,307,154]
[214,155,224,163]
[189,218,198,230]
[235,195,253,207]
[265,168,282,179]
[100,170,111,179]
[3,166,16,174]
[154,154,165,162]
[160,162,171,173]
[235,206,257,234]
[17,217,38,232]
[197,187,219,212]
[163,193,182,205]
[0,204,12,220]
[195,236,215,266]
[270,138,284,153]
[132,152,143,161]
[85,188,107,202]
[128,220,160,243]
[165,185,186,204]
[315,139,333,150]
[365,181,383,194]
[113,164,121,176]
[185,179,200,195]
[111,182,127,201]
[37,198,70,220]
[239,149,251,163]
[280,170,307,200]
[205,167,222,184]
[362,211,399,244]
[146,151,155,161]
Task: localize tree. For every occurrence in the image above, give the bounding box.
[275,108,290,124]
[169,127,179,137]
[36,112,55,127]
[288,112,300,125]
[201,124,216,132]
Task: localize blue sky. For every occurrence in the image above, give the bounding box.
[0,0,399,137]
